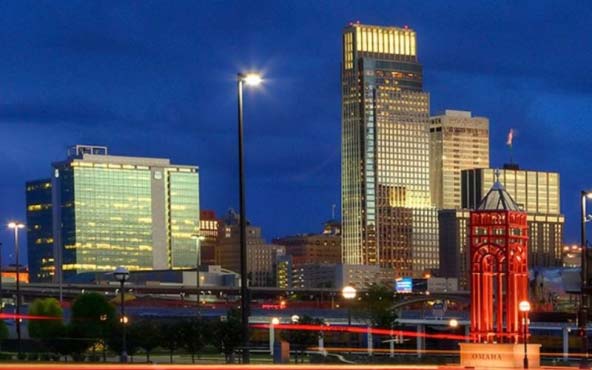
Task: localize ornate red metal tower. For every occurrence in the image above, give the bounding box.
[469,176,529,343]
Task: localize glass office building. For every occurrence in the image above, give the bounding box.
[25,179,54,282]
[341,23,438,277]
[49,145,199,281]
[430,110,490,209]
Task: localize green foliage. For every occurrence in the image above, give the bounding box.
[106,321,140,358]
[212,309,242,363]
[160,320,184,363]
[280,315,324,363]
[67,292,116,357]
[28,298,64,340]
[180,317,206,363]
[0,321,8,342]
[354,283,398,329]
[133,319,161,362]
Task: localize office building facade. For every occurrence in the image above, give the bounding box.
[25,179,54,282]
[440,166,564,288]
[273,221,342,267]
[215,210,285,287]
[429,110,489,209]
[49,145,199,281]
[199,210,219,266]
[341,23,438,277]
[462,166,563,267]
[292,263,392,289]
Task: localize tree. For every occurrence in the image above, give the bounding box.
[212,309,242,363]
[353,283,398,351]
[28,298,66,354]
[280,315,323,363]
[354,283,398,329]
[180,318,206,363]
[134,320,161,362]
[69,293,116,357]
[160,320,184,363]
[0,320,8,351]
[107,321,141,362]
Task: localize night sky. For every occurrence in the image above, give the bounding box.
[1,1,591,265]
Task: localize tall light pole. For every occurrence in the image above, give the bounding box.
[237,71,262,364]
[114,266,130,363]
[8,221,25,357]
[342,285,357,351]
[519,300,531,369]
[0,241,3,311]
[191,234,206,315]
[581,190,592,369]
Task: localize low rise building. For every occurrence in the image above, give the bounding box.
[292,263,391,289]
[272,220,341,267]
[215,210,285,287]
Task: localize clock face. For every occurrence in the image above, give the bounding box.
[154,171,162,180]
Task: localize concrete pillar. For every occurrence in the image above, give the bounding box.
[389,335,395,358]
[367,327,373,356]
[269,326,275,355]
[417,324,425,358]
[563,327,569,361]
[318,334,325,356]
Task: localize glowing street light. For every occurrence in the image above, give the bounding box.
[237,71,263,364]
[8,221,24,357]
[243,73,263,86]
[449,318,459,328]
[342,285,357,300]
[519,300,531,369]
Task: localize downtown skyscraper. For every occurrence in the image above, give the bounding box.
[341,23,438,277]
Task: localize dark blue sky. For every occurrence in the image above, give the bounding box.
[1,1,591,265]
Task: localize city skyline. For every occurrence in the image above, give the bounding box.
[1,2,591,266]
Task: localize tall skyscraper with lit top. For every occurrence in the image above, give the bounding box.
[341,23,438,277]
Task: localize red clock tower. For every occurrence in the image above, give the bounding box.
[469,176,529,343]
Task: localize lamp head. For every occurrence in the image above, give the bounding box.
[8,222,25,229]
[240,73,263,86]
[271,317,280,325]
[519,300,531,312]
[342,285,357,300]
[113,266,130,282]
[449,318,459,328]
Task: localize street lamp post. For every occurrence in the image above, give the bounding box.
[519,300,531,369]
[237,71,262,364]
[191,234,205,315]
[8,221,25,357]
[580,190,592,369]
[0,241,3,311]
[114,266,130,363]
[342,285,357,351]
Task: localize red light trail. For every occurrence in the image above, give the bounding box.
[251,323,468,341]
[0,312,60,320]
